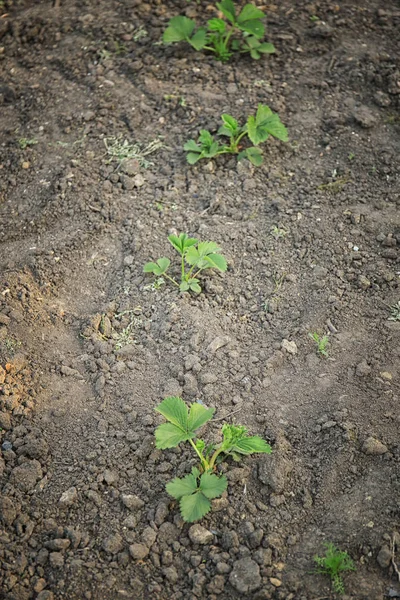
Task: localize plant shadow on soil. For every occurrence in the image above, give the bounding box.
[0,0,399,598]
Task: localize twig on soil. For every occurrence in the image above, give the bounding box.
[213,406,243,422]
[392,535,400,582]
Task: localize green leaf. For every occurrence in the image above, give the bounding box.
[247,105,288,145]
[184,139,201,152]
[163,16,195,43]
[239,20,265,38]
[143,261,158,274]
[144,257,170,276]
[218,113,239,138]
[188,403,215,431]
[198,130,214,146]
[233,435,272,455]
[250,49,260,60]
[203,253,227,271]
[258,42,275,54]
[190,28,207,51]
[166,472,198,499]
[260,113,288,142]
[186,152,202,165]
[168,233,198,255]
[216,0,236,23]
[203,141,221,158]
[243,146,263,166]
[195,439,206,453]
[189,281,202,294]
[237,4,264,23]
[155,396,188,429]
[180,281,190,292]
[155,422,191,449]
[180,492,211,522]
[207,18,226,32]
[199,473,227,499]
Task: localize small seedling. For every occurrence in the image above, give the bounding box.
[348,152,355,161]
[163,0,275,62]
[104,137,163,168]
[271,225,287,239]
[185,104,288,166]
[18,138,38,149]
[310,15,319,22]
[154,396,271,522]
[144,233,227,294]
[313,543,355,594]
[388,301,400,321]
[309,332,329,357]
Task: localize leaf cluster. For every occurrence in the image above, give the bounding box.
[143,233,227,294]
[184,104,288,166]
[309,332,329,357]
[313,543,355,594]
[163,0,275,62]
[154,396,272,522]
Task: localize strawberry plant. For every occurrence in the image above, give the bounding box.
[184,104,288,166]
[163,0,275,62]
[154,396,272,522]
[143,233,227,294]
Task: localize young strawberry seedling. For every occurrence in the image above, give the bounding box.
[154,396,271,522]
[184,104,288,166]
[309,332,329,357]
[143,233,227,294]
[313,543,355,594]
[163,0,275,62]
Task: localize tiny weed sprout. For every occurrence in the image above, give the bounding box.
[154,396,271,522]
[313,543,355,594]
[143,233,227,294]
[388,300,400,322]
[18,138,38,149]
[309,332,329,357]
[163,0,275,62]
[185,104,288,166]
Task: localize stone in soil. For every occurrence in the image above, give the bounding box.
[229,557,261,593]
[362,437,388,455]
[376,544,392,568]
[10,459,43,492]
[188,524,214,545]
[129,543,149,560]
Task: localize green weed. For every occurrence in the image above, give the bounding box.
[271,225,287,239]
[3,338,22,355]
[104,137,163,168]
[313,543,355,594]
[18,138,38,149]
[163,0,275,62]
[388,301,400,322]
[155,396,271,522]
[185,104,288,167]
[318,177,350,194]
[144,233,227,294]
[309,332,329,357]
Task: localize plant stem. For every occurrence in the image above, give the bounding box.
[163,273,180,287]
[189,439,208,471]
[181,254,185,282]
[208,447,224,470]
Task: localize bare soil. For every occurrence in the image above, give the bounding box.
[0,0,399,599]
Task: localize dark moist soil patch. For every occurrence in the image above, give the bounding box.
[0,0,399,599]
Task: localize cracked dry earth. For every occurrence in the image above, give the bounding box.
[0,0,400,598]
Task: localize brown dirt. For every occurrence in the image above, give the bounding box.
[0,0,399,599]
